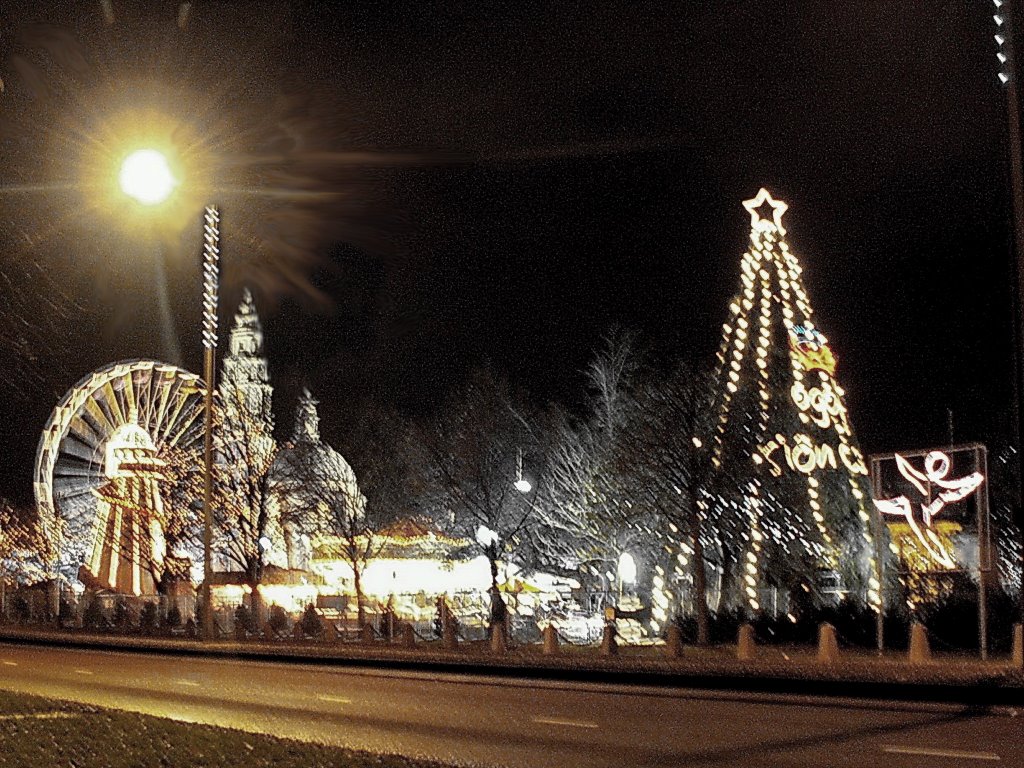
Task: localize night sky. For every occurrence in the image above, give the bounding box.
[0,2,1017,505]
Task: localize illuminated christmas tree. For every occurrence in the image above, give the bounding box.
[700,189,882,613]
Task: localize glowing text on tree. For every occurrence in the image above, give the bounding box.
[756,432,868,477]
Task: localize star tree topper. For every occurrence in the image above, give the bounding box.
[743,188,788,236]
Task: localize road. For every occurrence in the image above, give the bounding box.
[0,642,1019,767]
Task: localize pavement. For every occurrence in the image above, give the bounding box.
[0,625,1021,705]
[0,641,1021,767]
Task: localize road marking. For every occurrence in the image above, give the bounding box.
[175,680,201,687]
[882,745,1000,761]
[0,712,78,722]
[73,669,93,675]
[532,717,599,729]
[316,694,352,704]
[2,661,17,666]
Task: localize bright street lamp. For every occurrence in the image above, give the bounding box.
[118,149,177,205]
[113,143,220,640]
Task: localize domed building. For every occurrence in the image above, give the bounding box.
[208,291,368,611]
[268,387,367,573]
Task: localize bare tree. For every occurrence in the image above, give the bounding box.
[414,367,545,598]
[0,499,52,615]
[274,440,382,627]
[538,330,649,590]
[619,363,721,645]
[212,385,282,619]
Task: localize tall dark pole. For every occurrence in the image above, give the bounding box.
[998,1,1024,623]
[201,206,220,640]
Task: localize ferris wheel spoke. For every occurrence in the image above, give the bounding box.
[149,378,175,439]
[101,381,126,426]
[166,404,204,449]
[60,437,101,464]
[83,395,117,438]
[53,458,99,479]
[124,369,139,420]
[68,414,105,451]
[146,371,167,426]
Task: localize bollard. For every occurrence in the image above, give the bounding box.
[665,624,684,658]
[360,622,375,644]
[1012,623,1023,669]
[543,624,560,656]
[442,615,458,650]
[737,623,755,661]
[817,622,840,664]
[401,622,416,648]
[490,620,508,655]
[600,622,618,656]
[292,622,305,642]
[262,622,275,642]
[909,622,931,665]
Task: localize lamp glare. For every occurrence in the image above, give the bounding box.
[119,149,176,205]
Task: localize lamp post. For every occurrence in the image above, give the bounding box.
[117,148,220,637]
[200,206,220,640]
[993,0,1024,623]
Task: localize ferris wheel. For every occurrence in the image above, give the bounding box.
[33,360,206,580]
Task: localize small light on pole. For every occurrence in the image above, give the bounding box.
[514,447,532,493]
[200,205,219,641]
[617,551,636,600]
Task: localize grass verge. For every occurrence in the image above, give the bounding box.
[0,689,449,768]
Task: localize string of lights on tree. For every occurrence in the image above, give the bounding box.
[652,190,882,625]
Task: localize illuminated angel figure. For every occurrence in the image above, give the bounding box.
[873,451,983,568]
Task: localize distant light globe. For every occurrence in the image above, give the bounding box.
[475,525,499,548]
[119,149,176,205]
[617,552,637,584]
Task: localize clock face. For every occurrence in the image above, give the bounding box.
[788,324,836,376]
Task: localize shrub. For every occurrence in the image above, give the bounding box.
[139,602,159,633]
[268,604,289,634]
[112,600,131,630]
[58,598,75,625]
[11,595,30,623]
[165,605,182,629]
[83,600,107,631]
[300,604,324,638]
[234,604,256,634]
